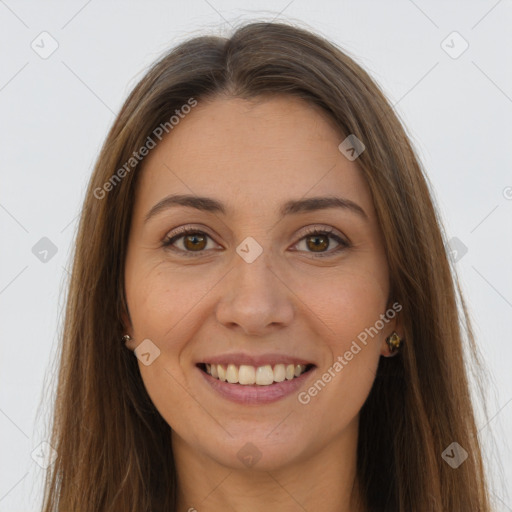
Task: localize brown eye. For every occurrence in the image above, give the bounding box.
[293,228,350,257]
[182,232,207,251]
[162,229,216,255]
[305,233,329,252]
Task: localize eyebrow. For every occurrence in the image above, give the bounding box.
[144,194,368,224]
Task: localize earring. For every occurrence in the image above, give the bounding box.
[385,331,402,354]
[122,334,132,343]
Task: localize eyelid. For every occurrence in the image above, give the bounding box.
[166,224,215,239]
[297,224,341,239]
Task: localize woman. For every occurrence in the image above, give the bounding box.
[41,21,492,511]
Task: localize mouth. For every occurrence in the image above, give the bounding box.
[196,362,316,386]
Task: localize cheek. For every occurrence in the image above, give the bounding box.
[293,267,387,432]
[126,273,197,431]
[126,261,207,339]
[297,263,389,347]
[125,262,220,427]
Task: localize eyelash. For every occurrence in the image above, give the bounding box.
[161,226,351,258]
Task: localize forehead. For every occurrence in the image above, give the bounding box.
[134,95,374,220]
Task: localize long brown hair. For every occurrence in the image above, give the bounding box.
[41,20,492,511]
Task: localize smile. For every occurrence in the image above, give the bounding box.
[199,362,314,386]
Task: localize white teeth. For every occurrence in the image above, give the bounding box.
[226,364,238,383]
[273,364,286,382]
[255,365,274,385]
[238,365,256,385]
[204,362,310,386]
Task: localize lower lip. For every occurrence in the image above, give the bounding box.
[198,366,316,405]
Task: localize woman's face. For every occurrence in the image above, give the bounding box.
[124,95,398,471]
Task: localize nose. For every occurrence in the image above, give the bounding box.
[215,249,294,336]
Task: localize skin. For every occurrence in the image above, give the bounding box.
[123,95,401,512]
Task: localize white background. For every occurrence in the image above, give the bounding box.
[1,1,511,510]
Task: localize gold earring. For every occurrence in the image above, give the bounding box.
[385,331,402,354]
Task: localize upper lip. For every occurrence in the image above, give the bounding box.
[198,353,316,368]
